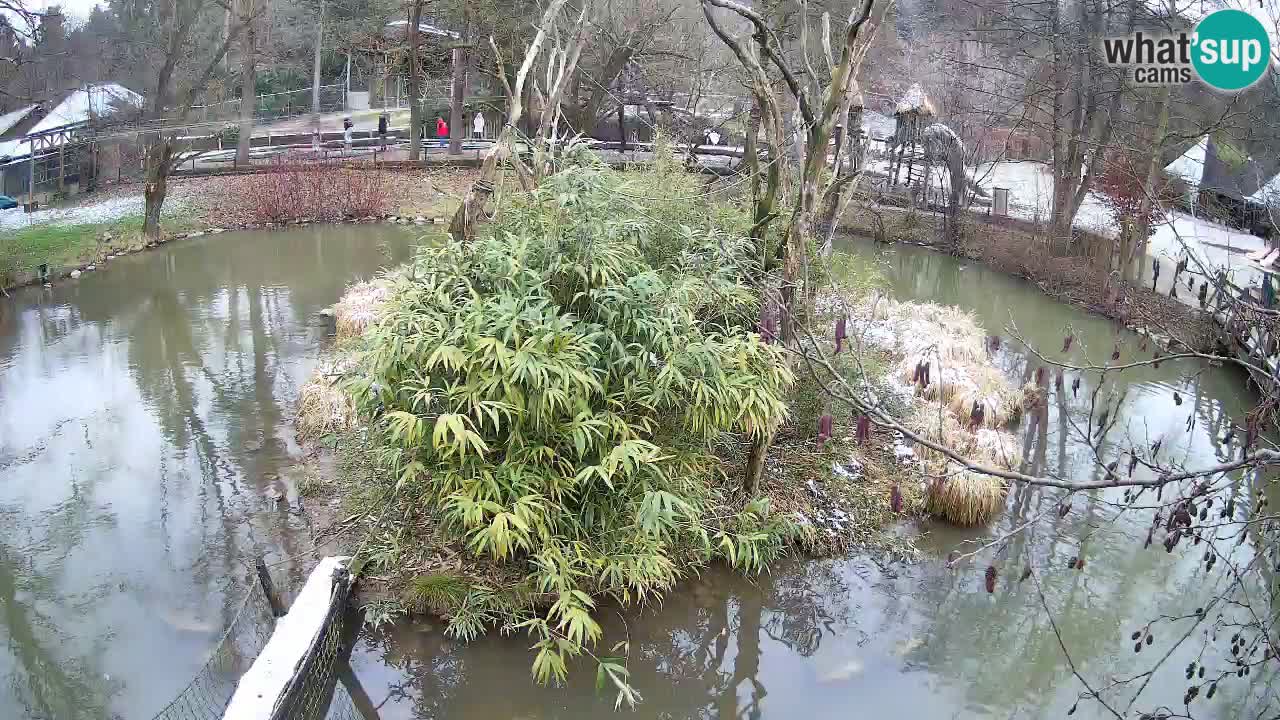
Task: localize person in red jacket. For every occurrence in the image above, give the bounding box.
[435,117,449,148]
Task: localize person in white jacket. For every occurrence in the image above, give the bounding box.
[472,113,485,139]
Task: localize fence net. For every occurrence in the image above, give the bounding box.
[149,577,277,720]
[149,564,369,720]
[268,567,356,720]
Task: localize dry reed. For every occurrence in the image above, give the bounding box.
[333,280,388,341]
[855,294,1020,526]
[296,356,358,439]
[924,469,1007,526]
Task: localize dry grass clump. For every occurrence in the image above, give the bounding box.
[296,355,359,440]
[911,413,1019,471]
[924,471,1006,526]
[911,407,1013,527]
[864,295,1020,430]
[333,280,388,341]
[905,362,1017,429]
[854,294,1021,527]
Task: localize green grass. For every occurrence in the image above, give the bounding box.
[0,213,203,288]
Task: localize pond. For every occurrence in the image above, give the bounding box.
[0,224,425,719]
[347,239,1278,719]
[0,229,1273,719]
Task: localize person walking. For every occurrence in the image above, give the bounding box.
[435,116,449,148]
[342,116,353,154]
[472,112,485,139]
[377,112,389,150]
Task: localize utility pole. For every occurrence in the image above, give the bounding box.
[310,0,325,150]
[407,0,422,160]
[448,9,471,156]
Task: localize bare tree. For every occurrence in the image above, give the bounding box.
[140,0,256,238]
[448,0,588,241]
[309,0,325,149]
[406,0,423,159]
[235,0,260,165]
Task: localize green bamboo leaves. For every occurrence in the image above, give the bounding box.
[351,158,796,703]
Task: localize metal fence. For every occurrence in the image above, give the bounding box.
[149,577,278,720]
[148,559,371,720]
[265,564,354,720]
[186,85,349,125]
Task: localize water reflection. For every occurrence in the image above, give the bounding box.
[0,225,424,718]
[352,240,1277,719]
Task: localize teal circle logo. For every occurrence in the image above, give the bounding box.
[1192,9,1271,91]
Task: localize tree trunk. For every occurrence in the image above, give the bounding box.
[744,433,772,495]
[310,0,325,151]
[236,1,256,166]
[407,0,422,160]
[448,45,466,155]
[1129,86,1171,282]
[143,138,173,239]
[617,103,627,151]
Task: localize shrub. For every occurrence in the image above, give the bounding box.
[348,156,795,700]
[1097,152,1173,237]
[234,154,389,224]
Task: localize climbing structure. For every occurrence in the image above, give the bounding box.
[887,83,936,189]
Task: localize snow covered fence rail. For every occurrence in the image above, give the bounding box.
[222,556,354,720]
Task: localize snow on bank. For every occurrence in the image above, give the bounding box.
[1147,212,1267,291]
[0,194,146,231]
[970,160,1114,236]
[971,160,1273,294]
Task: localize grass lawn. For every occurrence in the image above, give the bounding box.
[0,214,202,288]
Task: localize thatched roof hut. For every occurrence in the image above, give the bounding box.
[893,83,936,118]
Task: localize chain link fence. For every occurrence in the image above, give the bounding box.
[187,85,349,125]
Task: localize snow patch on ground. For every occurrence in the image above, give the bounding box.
[970,160,1115,236]
[1148,212,1268,290]
[0,194,147,231]
[970,160,1274,293]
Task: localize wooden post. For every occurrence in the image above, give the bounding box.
[255,555,286,617]
[57,144,65,192]
[618,104,627,153]
[27,138,36,208]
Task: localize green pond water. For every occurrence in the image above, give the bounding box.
[0,228,1274,719]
